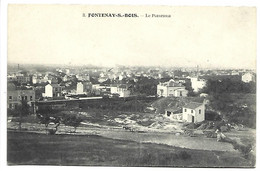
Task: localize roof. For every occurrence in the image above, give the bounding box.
[183,102,203,109]
[48,84,61,88]
[175,88,187,91]
[7,82,17,91]
[165,107,182,113]
[160,79,184,87]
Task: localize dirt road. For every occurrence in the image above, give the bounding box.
[8,122,238,152]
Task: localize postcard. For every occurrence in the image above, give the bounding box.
[3,3,257,168]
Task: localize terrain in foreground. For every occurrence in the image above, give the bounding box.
[7,131,255,167]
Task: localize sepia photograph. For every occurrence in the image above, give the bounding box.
[1,0,258,168]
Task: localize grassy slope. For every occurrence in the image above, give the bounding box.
[7,131,254,167]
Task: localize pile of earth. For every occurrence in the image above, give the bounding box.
[152,96,205,114]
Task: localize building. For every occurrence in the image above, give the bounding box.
[7,82,35,109]
[76,74,90,81]
[44,84,62,98]
[242,73,255,83]
[165,107,183,121]
[110,85,130,97]
[32,75,45,84]
[157,79,188,97]
[7,74,17,82]
[182,102,205,123]
[190,77,206,92]
[15,72,32,84]
[76,81,92,94]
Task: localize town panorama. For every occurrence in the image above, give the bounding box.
[7,63,256,167]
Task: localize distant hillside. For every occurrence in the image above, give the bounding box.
[152,97,205,114]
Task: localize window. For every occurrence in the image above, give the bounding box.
[199,109,201,114]
[9,96,12,100]
[25,96,28,100]
[30,96,33,101]
[180,91,182,97]
[184,109,187,112]
[21,96,24,100]
[191,110,193,113]
[9,104,12,109]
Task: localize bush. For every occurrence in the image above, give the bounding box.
[48,128,57,135]
[205,111,222,121]
[62,114,83,132]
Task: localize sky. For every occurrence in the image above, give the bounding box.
[8,5,256,69]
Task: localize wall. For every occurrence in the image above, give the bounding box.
[194,105,205,122]
[77,82,84,94]
[191,78,206,92]
[7,89,35,109]
[182,105,205,123]
[157,85,186,97]
[45,84,53,97]
[174,89,188,97]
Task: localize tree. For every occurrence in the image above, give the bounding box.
[17,100,30,131]
[202,78,256,95]
[133,77,159,96]
[63,114,83,133]
[37,106,61,134]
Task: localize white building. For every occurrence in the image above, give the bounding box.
[182,102,205,123]
[190,77,206,92]
[110,85,130,97]
[76,81,92,94]
[77,74,90,81]
[157,79,188,97]
[165,107,183,121]
[43,84,62,98]
[32,75,40,84]
[242,73,255,83]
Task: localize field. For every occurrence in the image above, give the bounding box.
[7,131,255,167]
[7,94,256,167]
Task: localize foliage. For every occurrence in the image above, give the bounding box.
[8,100,30,131]
[205,111,222,121]
[201,78,256,94]
[38,105,58,115]
[133,77,159,96]
[183,79,196,97]
[201,78,256,128]
[207,93,256,128]
[62,114,83,132]
[8,100,30,117]
[37,106,61,134]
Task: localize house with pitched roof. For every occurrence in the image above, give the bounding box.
[110,84,130,97]
[157,79,188,97]
[165,101,205,123]
[182,102,205,123]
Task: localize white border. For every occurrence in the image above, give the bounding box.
[1,0,259,171]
